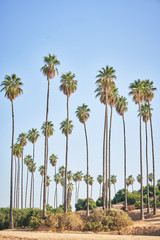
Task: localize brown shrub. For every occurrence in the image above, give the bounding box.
[45,214,59,231]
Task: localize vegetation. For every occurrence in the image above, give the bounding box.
[75,198,97,211]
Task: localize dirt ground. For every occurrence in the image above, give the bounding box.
[1,209,160,240]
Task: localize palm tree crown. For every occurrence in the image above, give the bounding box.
[59,72,77,97]
[41,121,54,138]
[17,133,27,147]
[39,165,45,177]
[49,154,58,167]
[129,79,145,104]
[60,119,74,136]
[76,104,90,123]
[41,54,60,80]
[116,96,128,116]
[96,66,116,91]
[28,128,40,143]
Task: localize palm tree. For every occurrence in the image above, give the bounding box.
[126,178,130,191]
[17,133,27,209]
[24,155,32,208]
[28,128,40,208]
[46,176,51,205]
[111,175,117,195]
[116,96,128,211]
[76,171,83,200]
[140,102,151,213]
[128,175,135,192]
[13,148,17,208]
[67,182,74,208]
[97,175,103,197]
[129,79,145,220]
[107,85,119,208]
[149,173,153,185]
[60,71,77,213]
[137,174,141,184]
[144,79,157,215]
[38,165,44,209]
[41,53,60,219]
[89,176,94,198]
[15,143,23,209]
[76,104,90,216]
[60,177,65,204]
[59,166,65,177]
[53,173,61,207]
[50,154,58,208]
[1,74,23,228]
[67,170,73,182]
[73,173,78,203]
[28,161,36,208]
[96,66,116,210]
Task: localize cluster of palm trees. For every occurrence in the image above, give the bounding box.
[1,53,157,228]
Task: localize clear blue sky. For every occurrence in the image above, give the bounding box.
[0,0,160,209]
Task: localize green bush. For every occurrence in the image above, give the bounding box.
[46,204,64,214]
[96,197,103,207]
[75,198,97,211]
[29,216,42,229]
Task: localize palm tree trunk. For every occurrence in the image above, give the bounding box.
[139,103,144,220]
[122,115,127,211]
[145,122,150,213]
[17,157,20,209]
[64,95,69,213]
[32,143,35,209]
[21,150,23,209]
[55,166,57,208]
[30,172,33,208]
[14,157,17,208]
[114,184,116,195]
[47,187,49,205]
[84,122,89,217]
[25,169,29,208]
[149,104,156,215]
[105,91,108,210]
[103,105,106,210]
[40,177,43,209]
[78,181,80,200]
[109,106,113,209]
[43,78,50,219]
[9,100,14,228]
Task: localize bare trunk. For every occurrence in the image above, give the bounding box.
[14,158,16,209]
[149,103,156,215]
[109,106,113,209]
[40,177,43,209]
[32,143,35,209]
[145,122,150,213]
[55,166,57,208]
[105,91,108,209]
[43,79,50,219]
[103,105,106,210]
[25,169,29,208]
[17,158,20,209]
[64,95,69,213]
[139,103,144,220]
[84,122,89,217]
[122,115,127,211]
[30,172,33,208]
[47,187,49,205]
[21,151,23,209]
[9,100,14,228]
[114,184,116,195]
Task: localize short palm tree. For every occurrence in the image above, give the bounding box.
[76,104,90,216]
[89,176,94,198]
[50,154,58,208]
[53,173,61,207]
[39,165,44,209]
[46,176,51,205]
[144,79,157,215]
[76,171,83,200]
[28,161,36,208]
[59,166,65,177]
[116,96,128,211]
[28,128,40,208]
[97,175,103,197]
[60,177,65,204]
[41,53,60,219]
[24,155,32,208]
[73,173,78,203]
[111,175,117,195]
[129,79,145,220]
[67,182,74,208]
[17,133,27,209]
[60,71,77,213]
[1,74,23,228]
[128,175,135,192]
[149,173,153,185]
[67,170,73,182]
[137,174,141,184]
[96,66,116,210]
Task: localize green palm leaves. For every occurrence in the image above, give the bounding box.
[49,154,58,167]
[76,104,90,123]
[17,133,27,147]
[60,119,74,136]
[41,54,60,80]
[116,96,128,116]
[28,128,40,144]
[1,74,23,101]
[60,72,77,97]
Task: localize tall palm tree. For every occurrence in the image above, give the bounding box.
[97,175,103,197]
[60,71,77,213]
[67,182,74,208]
[73,173,78,203]
[13,148,17,208]
[128,175,135,192]
[149,173,153,185]
[28,128,40,208]
[38,165,44,209]
[111,175,117,195]
[144,79,157,215]
[53,173,61,207]
[50,154,58,208]
[129,79,145,220]
[140,103,151,213]
[24,155,32,208]
[41,53,60,219]
[89,176,94,199]
[76,103,90,216]
[96,66,116,210]
[107,85,119,208]
[116,96,128,211]
[17,133,27,209]
[67,170,73,182]
[28,161,36,208]
[76,171,83,200]
[60,177,65,204]
[1,74,23,228]
[59,166,65,178]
